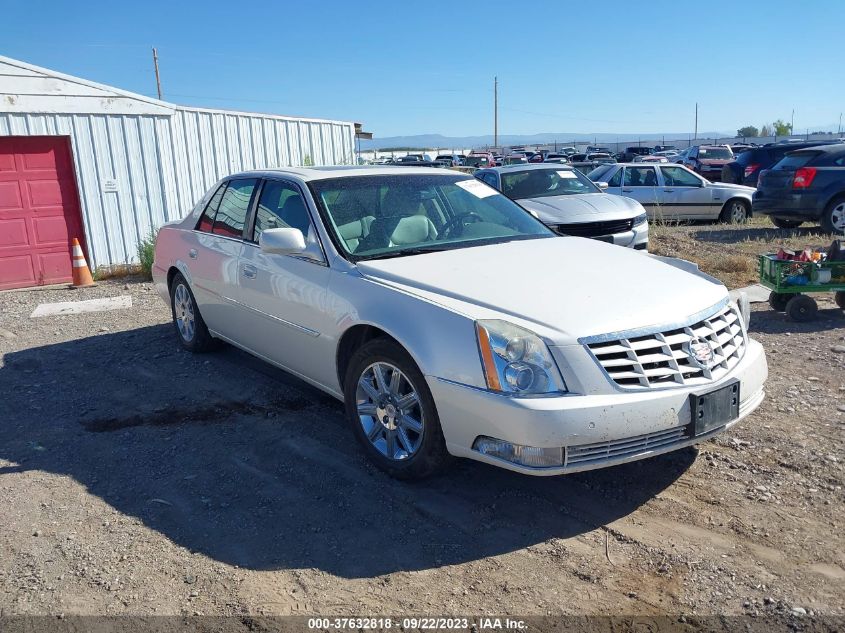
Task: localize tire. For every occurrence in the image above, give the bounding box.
[770,217,803,229]
[344,338,449,480]
[169,272,217,352]
[785,294,818,322]
[820,196,845,234]
[768,291,790,312]
[836,291,845,310]
[719,199,749,224]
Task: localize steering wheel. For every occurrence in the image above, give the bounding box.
[441,212,484,237]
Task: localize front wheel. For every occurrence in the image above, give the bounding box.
[771,217,803,229]
[720,199,749,224]
[344,338,448,480]
[821,197,845,234]
[169,273,217,352]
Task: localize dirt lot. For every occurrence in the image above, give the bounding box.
[1,220,844,625]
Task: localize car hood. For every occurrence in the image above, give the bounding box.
[709,181,756,194]
[355,237,728,345]
[516,194,642,224]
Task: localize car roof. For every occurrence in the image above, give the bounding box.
[230,166,469,182]
[785,142,845,154]
[485,164,576,173]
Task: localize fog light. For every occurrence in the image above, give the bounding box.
[473,436,564,468]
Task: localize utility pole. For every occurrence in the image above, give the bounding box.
[694,102,698,141]
[152,47,162,100]
[493,76,498,149]
[839,113,842,136]
[791,109,795,135]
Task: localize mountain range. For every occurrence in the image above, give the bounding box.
[359,131,727,150]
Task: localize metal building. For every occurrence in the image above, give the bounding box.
[0,55,357,290]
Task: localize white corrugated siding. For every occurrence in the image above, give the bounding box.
[0,108,355,270]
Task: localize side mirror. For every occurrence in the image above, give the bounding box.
[259,227,306,255]
[596,181,609,190]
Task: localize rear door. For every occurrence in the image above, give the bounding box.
[188,178,258,338]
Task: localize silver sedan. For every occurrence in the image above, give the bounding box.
[588,163,755,223]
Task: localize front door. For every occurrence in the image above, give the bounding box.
[233,178,334,387]
[620,166,665,220]
[658,166,716,219]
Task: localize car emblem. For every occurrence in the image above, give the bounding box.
[686,337,715,369]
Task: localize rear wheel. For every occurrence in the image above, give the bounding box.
[768,291,789,312]
[821,197,845,234]
[344,338,449,480]
[170,273,216,352]
[785,294,818,322]
[720,199,749,224]
[770,217,803,229]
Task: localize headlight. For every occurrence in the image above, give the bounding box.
[476,320,567,395]
[633,212,648,226]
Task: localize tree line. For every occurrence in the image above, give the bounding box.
[736,120,794,138]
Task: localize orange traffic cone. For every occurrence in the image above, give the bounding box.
[71,238,96,288]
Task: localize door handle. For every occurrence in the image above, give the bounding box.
[241,264,257,279]
[622,189,633,193]
[189,248,197,259]
[663,189,675,193]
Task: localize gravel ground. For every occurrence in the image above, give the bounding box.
[1,233,844,625]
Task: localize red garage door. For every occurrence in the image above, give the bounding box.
[0,136,85,290]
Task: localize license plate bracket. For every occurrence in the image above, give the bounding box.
[688,379,740,437]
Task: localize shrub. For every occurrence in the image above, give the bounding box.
[137,230,158,280]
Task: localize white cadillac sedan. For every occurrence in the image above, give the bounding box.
[152,167,768,480]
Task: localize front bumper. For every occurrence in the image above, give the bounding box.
[610,222,649,250]
[429,338,767,475]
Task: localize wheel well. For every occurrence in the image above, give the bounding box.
[336,325,398,389]
[166,266,180,291]
[722,197,751,217]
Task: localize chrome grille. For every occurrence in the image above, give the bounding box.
[566,427,687,466]
[586,304,747,390]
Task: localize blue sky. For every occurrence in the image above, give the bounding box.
[2,0,842,138]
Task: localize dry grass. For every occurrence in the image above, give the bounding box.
[650,216,843,289]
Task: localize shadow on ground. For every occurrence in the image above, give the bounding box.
[693,225,836,245]
[1,325,693,579]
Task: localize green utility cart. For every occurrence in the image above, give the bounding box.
[758,254,845,321]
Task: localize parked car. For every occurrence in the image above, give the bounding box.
[588,163,754,223]
[398,154,426,163]
[464,153,496,168]
[153,167,767,478]
[653,150,680,159]
[586,146,611,154]
[618,146,653,162]
[436,154,463,166]
[543,153,570,164]
[503,154,529,165]
[752,143,845,232]
[721,141,841,186]
[633,155,669,163]
[676,145,734,181]
[475,164,648,249]
[559,146,578,156]
[654,145,677,153]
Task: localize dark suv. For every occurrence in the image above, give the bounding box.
[617,146,653,162]
[753,144,845,232]
[722,141,841,186]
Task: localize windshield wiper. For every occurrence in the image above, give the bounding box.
[359,244,455,261]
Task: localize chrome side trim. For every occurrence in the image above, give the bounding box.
[219,295,320,337]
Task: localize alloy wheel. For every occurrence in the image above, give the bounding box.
[173,283,196,342]
[831,202,845,232]
[728,201,747,223]
[356,362,424,461]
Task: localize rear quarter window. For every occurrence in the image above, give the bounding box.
[773,152,820,170]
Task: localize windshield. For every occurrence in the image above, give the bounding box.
[501,168,600,199]
[698,147,733,160]
[309,174,553,260]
